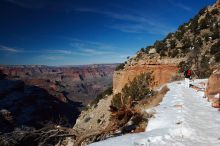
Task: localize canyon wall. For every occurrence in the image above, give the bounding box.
[113,55,181,93]
[206,67,220,108]
[113,64,178,93]
[0,64,117,105]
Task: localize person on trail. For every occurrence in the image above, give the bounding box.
[184,69,192,88]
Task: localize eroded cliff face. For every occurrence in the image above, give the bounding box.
[0,64,117,105]
[113,55,181,93]
[207,68,220,95]
[206,67,220,108]
[113,64,178,93]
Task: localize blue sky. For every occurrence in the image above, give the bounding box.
[0,0,216,65]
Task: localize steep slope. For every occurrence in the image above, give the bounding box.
[0,77,82,146]
[206,67,220,108]
[90,80,220,146]
[114,2,220,93]
[0,64,117,105]
[63,1,220,146]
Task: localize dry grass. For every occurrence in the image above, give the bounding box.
[136,85,170,110]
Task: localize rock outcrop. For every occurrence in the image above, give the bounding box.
[113,1,220,93]
[113,63,178,93]
[206,68,220,108]
[0,78,83,145]
[216,0,220,8]
[0,79,81,129]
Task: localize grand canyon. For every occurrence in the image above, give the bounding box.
[1,0,220,146]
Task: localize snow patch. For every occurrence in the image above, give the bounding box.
[89,79,220,146]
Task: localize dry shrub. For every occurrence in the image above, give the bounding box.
[137,85,169,110]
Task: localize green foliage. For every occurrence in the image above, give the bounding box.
[169,49,179,58]
[210,41,220,55]
[175,31,184,41]
[91,86,113,107]
[210,40,220,62]
[122,73,153,101]
[188,7,208,33]
[198,55,212,78]
[140,48,145,52]
[154,41,166,53]
[215,53,220,62]
[111,73,154,110]
[170,39,176,49]
[199,18,208,29]
[135,53,143,61]
[210,41,220,62]
[178,24,187,32]
[211,28,220,40]
[115,63,125,71]
[159,50,167,57]
[140,46,152,54]
[180,37,191,54]
[178,61,191,71]
[166,33,173,39]
[172,50,179,57]
[198,7,207,15]
[145,46,152,50]
[203,33,210,42]
[200,55,209,68]
[112,93,123,110]
[194,37,203,48]
[175,23,188,41]
[211,8,219,15]
[189,16,199,33]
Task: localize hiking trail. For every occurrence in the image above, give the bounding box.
[89,80,220,146]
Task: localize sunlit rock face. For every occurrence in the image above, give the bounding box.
[0,64,117,105]
[113,64,178,93]
[206,68,220,108]
[207,68,220,95]
[215,0,220,8]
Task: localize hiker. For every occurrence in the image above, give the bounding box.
[184,69,192,88]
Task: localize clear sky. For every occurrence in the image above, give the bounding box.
[0,0,216,66]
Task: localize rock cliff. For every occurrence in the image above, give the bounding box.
[0,64,117,105]
[113,60,179,93]
[206,67,220,108]
[113,2,220,93]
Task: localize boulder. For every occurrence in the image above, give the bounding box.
[206,68,220,108]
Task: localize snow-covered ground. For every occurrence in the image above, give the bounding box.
[89,80,220,146]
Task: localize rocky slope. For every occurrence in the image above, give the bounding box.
[0,64,117,146]
[0,64,117,105]
[64,1,220,146]
[206,66,220,108]
[113,63,178,93]
[0,78,82,146]
[115,1,220,88]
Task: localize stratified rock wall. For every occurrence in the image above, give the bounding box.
[207,68,220,95]
[206,68,220,108]
[113,64,178,93]
[0,64,117,105]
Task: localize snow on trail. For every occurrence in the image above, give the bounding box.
[89,80,220,146]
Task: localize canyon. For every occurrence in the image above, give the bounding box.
[64,2,220,145]
[1,1,220,146]
[0,64,117,105]
[0,64,117,145]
